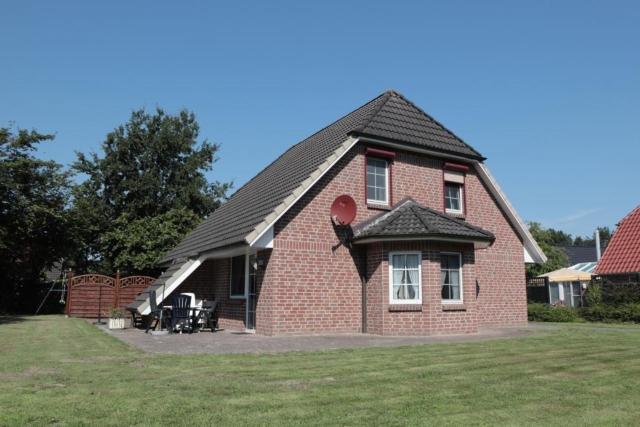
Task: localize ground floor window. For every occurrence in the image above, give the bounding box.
[230,255,246,298]
[389,252,421,304]
[549,281,583,307]
[441,253,463,303]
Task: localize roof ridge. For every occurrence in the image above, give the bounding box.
[384,91,484,159]
[407,202,436,233]
[350,90,394,134]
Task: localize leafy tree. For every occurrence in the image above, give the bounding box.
[0,127,72,312]
[526,222,569,278]
[573,226,612,249]
[71,108,231,274]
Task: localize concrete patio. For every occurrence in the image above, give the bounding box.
[99,323,553,355]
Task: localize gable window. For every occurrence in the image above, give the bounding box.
[443,162,468,215]
[230,255,246,298]
[444,182,463,214]
[441,253,463,303]
[367,157,389,205]
[389,252,421,304]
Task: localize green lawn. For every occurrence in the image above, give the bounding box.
[2,317,640,426]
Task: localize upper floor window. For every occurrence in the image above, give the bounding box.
[444,182,463,214]
[367,157,389,205]
[389,252,422,304]
[443,162,468,215]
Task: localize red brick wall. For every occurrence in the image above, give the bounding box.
[270,142,526,335]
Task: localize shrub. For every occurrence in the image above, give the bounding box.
[601,281,640,306]
[528,303,578,322]
[579,304,640,323]
[584,282,602,307]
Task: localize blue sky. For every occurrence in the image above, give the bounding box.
[2,1,638,238]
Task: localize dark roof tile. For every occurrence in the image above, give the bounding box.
[352,198,495,243]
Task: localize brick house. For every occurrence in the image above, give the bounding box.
[128,90,546,335]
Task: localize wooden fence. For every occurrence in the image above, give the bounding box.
[65,273,156,318]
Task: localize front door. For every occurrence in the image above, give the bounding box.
[246,254,257,330]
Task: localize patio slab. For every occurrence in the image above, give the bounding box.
[98,322,554,355]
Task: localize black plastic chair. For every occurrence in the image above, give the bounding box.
[171,294,193,333]
[145,289,165,333]
[199,300,219,332]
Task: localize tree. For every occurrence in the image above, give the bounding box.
[572,226,613,250]
[71,108,230,274]
[526,222,569,278]
[0,127,73,312]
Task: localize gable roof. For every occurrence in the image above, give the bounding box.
[595,206,640,275]
[352,199,495,246]
[162,90,483,263]
[557,246,599,266]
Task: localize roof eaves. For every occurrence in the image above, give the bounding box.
[351,132,486,162]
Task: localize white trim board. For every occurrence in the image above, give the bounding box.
[141,257,203,315]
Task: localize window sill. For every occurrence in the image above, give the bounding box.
[445,210,465,219]
[229,296,246,301]
[367,203,391,211]
[388,304,422,312]
[441,303,466,311]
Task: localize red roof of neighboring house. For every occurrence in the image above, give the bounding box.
[595,205,640,275]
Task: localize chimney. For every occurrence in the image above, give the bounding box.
[595,229,601,261]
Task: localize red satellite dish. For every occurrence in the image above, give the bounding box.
[330,195,357,226]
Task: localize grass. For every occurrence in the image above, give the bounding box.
[2,317,640,426]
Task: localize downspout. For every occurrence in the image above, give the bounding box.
[361,245,368,333]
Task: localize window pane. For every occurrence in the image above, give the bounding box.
[450,284,460,300]
[367,186,376,201]
[366,157,387,203]
[441,253,462,301]
[442,284,452,299]
[449,271,459,286]
[230,255,245,296]
[549,284,560,304]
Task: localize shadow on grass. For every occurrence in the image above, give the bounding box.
[0,316,31,325]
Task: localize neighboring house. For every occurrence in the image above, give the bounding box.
[556,246,598,266]
[536,262,597,307]
[128,90,546,336]
[594,205,640,282]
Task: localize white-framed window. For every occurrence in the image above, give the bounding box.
[389,251,422,304]
[367,157,389,205]
[441,252,463,303]
[444,182,463,214]
[229,255,246,299]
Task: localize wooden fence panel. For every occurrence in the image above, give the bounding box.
[66,273,156,318]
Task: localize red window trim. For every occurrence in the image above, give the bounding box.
[365,147,395,207]
[366,147,396,159]
[443,162,469,172]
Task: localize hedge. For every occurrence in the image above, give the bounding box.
[528,303,579,322]
[528,303,640,323]
[579,304,640,323]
